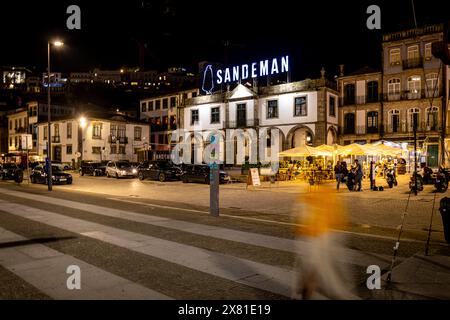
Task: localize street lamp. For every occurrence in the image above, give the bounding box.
[47,39,64,191]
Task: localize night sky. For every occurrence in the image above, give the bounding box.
[1,0,449,80]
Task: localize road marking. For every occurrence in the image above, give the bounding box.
[0,189,397,266]
[0,200,295,297]
[0,226,172,300]
[106,197,430,244]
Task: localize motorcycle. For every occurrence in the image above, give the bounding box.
[409,172,424,192]
[435,168,450,192]
[385,167,398,188]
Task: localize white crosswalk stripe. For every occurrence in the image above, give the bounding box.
[0,227,172,300]
[0,188,389,299]
[0,189,392,268]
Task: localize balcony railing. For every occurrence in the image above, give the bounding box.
[383,90,428,101]
[108,135,128,144]
[402,57,423,69]
[51,136,60,143]
[224,118,259,129]
[385,122,441,134]
[342,90,440,105]
[15,127,28,134]
[343,95,381,106]
[339,126,379,135]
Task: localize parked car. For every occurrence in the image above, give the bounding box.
[30,165,73,185]
[51,161,72,171]
[138,160,183,182]
[0,163,20,180]
[181,164,230,184]
[106,161,137,178]
[79,162,107,176]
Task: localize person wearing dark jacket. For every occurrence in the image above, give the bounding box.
[334,162,343,190]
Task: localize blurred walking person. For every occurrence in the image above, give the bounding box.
[293,184,358,299]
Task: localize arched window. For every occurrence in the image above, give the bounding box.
[387,78,401,100]
[367,81,379,103]
[426,106,439,131]
[407,75,421,99]
[408,107,420,131]
[425,73,439,98]
[344,84,355,105]
[344,113,355,134]
[388,110,400,133]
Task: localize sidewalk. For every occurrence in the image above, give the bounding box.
[371,246,450,299]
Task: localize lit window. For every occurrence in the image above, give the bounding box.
[389,48,401,65]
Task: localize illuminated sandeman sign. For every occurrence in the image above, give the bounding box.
[201,56,289,94]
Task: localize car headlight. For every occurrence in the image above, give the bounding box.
[132,169,137,174]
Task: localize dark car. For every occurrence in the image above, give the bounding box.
[181,164,230,184]
[1,163,20,180]
[30,165,73,185]
[138,161,182,182]
[79,162,107,176]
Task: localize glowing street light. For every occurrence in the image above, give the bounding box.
[46,39,65,191]
[79,116,87,129]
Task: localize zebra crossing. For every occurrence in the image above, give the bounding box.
[0,187,394,300]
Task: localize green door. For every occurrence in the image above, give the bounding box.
[427,145,438,168]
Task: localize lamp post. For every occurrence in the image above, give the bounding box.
[47,40,64,191]
[78,116,87,168]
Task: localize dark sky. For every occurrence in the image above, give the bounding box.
[1,0,449,80]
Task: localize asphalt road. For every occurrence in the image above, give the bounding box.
[0,175,448,299]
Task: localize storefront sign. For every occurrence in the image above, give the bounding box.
[201,56,289,94]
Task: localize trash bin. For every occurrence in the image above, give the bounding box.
[439,197,450,243]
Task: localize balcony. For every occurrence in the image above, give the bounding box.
[51,136,61,143]
[224,118,259,129]
[108,135,128,144]
[385,122,441,134]
[342,95,381,106]
[402,57,423,70]
[339,126,379,136]
[383,90,428,102]
[15,127,28,134]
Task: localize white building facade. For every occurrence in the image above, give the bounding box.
[36,115,149,164]
[179,78,339,165]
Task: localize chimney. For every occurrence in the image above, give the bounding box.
[339,64,345,77]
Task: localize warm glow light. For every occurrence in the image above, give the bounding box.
[79,117,87,128]
[53,41,64,47]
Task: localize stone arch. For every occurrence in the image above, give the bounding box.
[326,126,338,145]
[261,126,285,159]
[187,132,204,164]
[286,125,315,149]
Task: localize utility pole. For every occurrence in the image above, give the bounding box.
[209,134,219,217]
[414,115,418,196]
[47,42,53,191]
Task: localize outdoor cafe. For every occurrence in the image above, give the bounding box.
[276,142,405,184]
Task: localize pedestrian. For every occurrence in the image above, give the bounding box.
[354,159,363,191]
[334,161,343,190]
[293,184,358,299]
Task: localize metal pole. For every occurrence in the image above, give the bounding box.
[414,116,417,196]
[47,42,53,191]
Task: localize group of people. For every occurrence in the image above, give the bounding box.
[333,160,363,191]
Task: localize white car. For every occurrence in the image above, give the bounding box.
[105,161,137,178]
